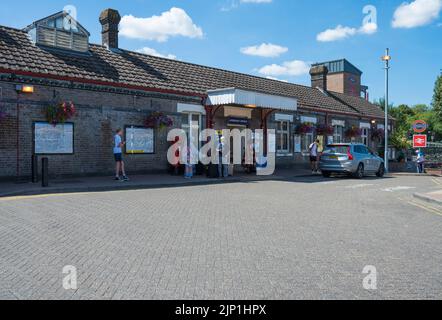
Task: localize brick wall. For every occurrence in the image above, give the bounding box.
[326,73,361,97]
[0,81,192,180]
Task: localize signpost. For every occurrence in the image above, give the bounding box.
[413,120,427,134]
[413,135,427,148]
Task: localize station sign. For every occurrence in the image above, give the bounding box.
[413,135,427,148]
[227,117,249,127]
[413,120,427,133]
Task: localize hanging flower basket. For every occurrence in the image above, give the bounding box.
[371,128,384,141]
[144,112,174,130]
[45,101,76,126]
[296,122,315,134]
[345,126,362,138]
[316,124,334,135]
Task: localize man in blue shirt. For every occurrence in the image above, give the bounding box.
[114,129,129,181]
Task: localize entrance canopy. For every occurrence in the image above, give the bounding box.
[206,88,297,111]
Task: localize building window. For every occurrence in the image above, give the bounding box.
[333,126,344,143]
[361,128,369,146]
[276,121,290,153]
[181,113,202,149]
[302,132,314,153]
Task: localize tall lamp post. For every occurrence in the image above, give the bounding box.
[381,48,391,173]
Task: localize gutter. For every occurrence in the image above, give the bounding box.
[0,67,205,99]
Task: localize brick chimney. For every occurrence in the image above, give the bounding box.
[310,65,329,91]
[99,8,121,49]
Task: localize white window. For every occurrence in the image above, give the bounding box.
[361,128,369,146]
[333,126,344,143]
[181,113,202,150]
[276,121,290,153]
[302,132,314,153]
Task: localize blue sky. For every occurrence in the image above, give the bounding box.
[0,0,441,106]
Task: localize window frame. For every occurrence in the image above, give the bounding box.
[181,112,202,150]
[333,125,344,144]
[361,127,369,146]
[276,120,290,153]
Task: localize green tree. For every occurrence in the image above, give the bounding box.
[373,97,394,111]
[433,74,442,118]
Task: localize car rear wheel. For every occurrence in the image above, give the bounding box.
[354,163,364,179]
[322,171,332,178]
[376,164,385,178]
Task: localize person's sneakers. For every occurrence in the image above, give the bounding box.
[114,176,121,181]
[122,176,130,181]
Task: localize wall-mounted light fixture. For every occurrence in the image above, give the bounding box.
[15,84,34,94]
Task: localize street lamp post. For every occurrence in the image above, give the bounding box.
[382,48,391,173]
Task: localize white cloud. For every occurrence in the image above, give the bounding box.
[120,7,203,42]
[392,0,442,28]
[240,43,288,58]
[359,22,378,34]
[257,60,310,77]
[317,25,357,42]
[316,22,378,42]
[136,47,177,60]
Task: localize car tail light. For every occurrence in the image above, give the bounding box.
[347,147,354,160]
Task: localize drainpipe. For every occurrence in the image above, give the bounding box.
[16,91,20,182]
[204,105,212,129]
[261,109,274,155]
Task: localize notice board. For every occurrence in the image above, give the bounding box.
[34,122,74,154]
[125,126,155,154]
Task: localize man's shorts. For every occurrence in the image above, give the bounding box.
[114,153,123,162]
[310,156,318,162]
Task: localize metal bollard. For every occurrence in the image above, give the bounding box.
[31,155,38,183]
[42,157,49,187]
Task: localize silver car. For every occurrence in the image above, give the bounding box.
[319,143,385,179]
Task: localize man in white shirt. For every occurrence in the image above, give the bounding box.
[309,139,320,174]
[114,129,129,181]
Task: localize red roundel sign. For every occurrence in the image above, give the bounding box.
[413,120,427,133]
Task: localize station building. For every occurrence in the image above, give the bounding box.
[0,9,392,179]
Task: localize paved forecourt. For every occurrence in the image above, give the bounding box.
[0,174,441,300]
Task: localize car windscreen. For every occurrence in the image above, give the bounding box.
[323,145,349,154]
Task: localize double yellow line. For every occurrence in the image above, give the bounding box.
[406,198,442,217]
[432,178,442,186]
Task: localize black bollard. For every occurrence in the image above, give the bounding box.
[31,155,38,183]
[42,157,49,187]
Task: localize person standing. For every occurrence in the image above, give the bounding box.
[217,136,229,178]
[309,139,320,174]
[114,129,129,181]
[416,149,425,174]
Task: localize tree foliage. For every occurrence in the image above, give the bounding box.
[377,74,442,148]
[432,74,442,119]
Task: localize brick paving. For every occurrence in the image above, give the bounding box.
[0,175,441,300]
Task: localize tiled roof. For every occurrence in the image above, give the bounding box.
[327,91,390,119]
[0,25,385,119]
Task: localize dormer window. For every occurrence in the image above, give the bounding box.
[46,16,79,32]
[24,11,90,53]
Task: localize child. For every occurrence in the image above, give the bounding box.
[114,129,129,181]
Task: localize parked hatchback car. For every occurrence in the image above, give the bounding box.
[319,143,385,178]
